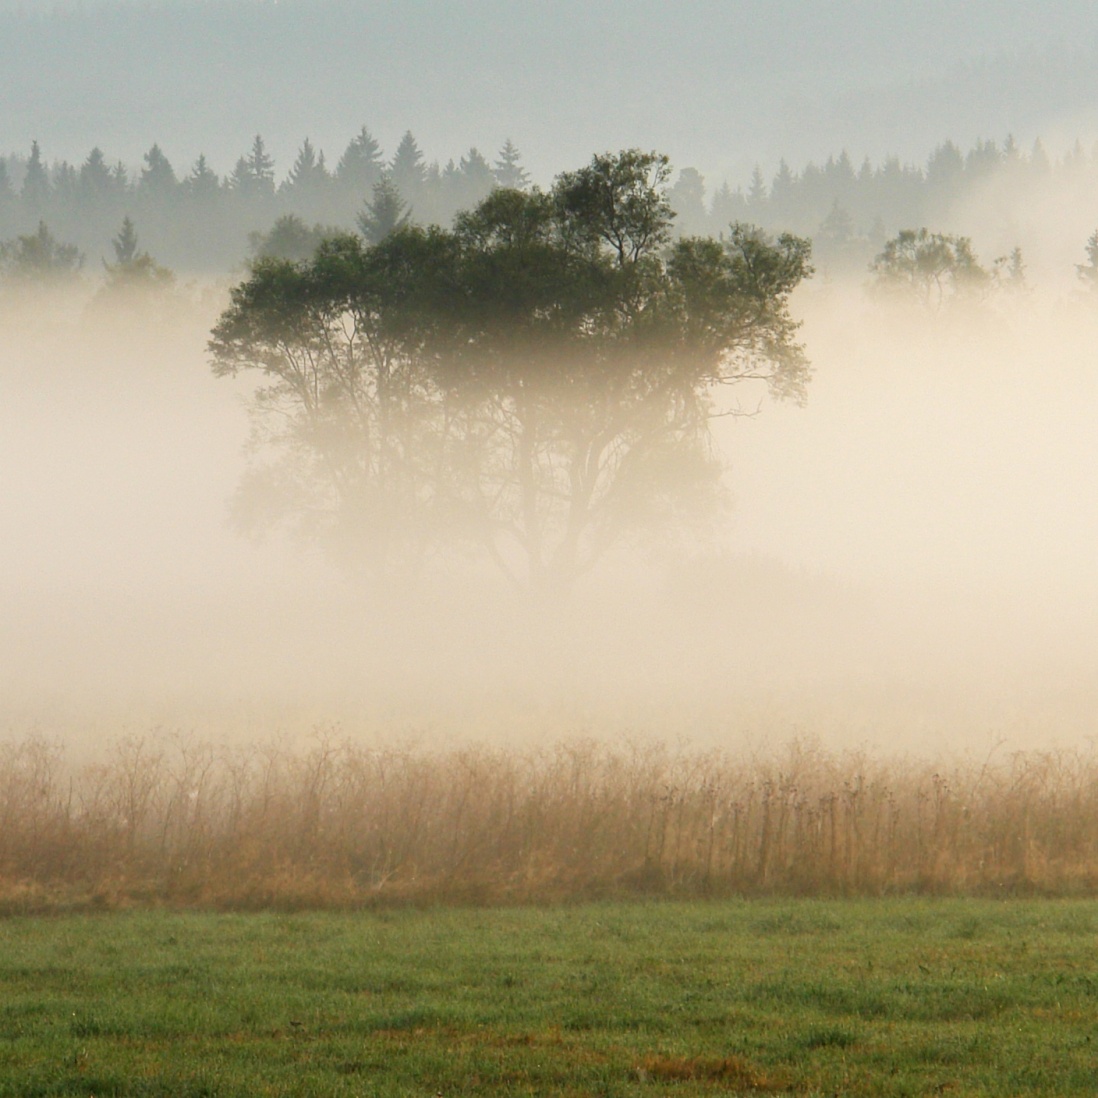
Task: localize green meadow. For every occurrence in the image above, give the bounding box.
[2,899,1096,1096]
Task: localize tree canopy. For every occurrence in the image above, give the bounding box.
[869,228,990,309]
[210,149,812,597]
[0,220,82,283]
[870,228,1026,311]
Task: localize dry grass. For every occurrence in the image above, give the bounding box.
[2,732,1098,910]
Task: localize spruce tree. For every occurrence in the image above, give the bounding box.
[389,132,426,200]
[357,176,410,244]
[493,139,530,190]
[21,141,50,210]
[336,126,385,194]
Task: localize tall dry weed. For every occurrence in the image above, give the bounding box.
[2,732,1098,910]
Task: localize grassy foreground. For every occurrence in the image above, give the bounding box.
[1,900,1097,1096]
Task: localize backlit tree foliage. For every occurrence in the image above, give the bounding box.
[210,150,812,596]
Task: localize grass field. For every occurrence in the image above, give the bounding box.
[2,899,1097,1096]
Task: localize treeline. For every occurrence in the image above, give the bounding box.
[1,129,1094,277]
[0,130,527,274]
[683,136,1084,272]
[2,734,1098,912]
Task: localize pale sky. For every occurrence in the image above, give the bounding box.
[3,0,1098,186]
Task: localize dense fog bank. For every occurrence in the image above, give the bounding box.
[2,276,1096,754]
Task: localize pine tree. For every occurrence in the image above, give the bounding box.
[228,157,252,194]
[248,214,330,263]
[285,138,329,191]
[183,155,221,204]
[52,162,78,207]
[452,147,495,212]
[390,131,426,200]
[965,139,1001,180]
[493,139,530,190]
[112,215,139,265]
[249,135,275,186]
[232,135,276,198]
[336,126,385,194]
[668,167,707,236]
[138,144,177,198]
[814,199,863,274]
[1029,138,1050,175]
[101,216,174,291]
[357,175,410,244]
[110,161,130,194]
[769,159,796,217]
[21,141,50,209]
[79,147,114,206]
[746,165,767,211]
[926,141,964,190]
[709,180,746,232]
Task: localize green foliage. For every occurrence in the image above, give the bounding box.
[246,213,332,263]
[553,148,675,266]
[211,150,813,595]
[870,228,993,309]
[111,214,139,265]
[1,128,1088,280]
[2,901,1098,1095]
[355,175,410,244]
[0,220,82,283]
[99,217,174,295]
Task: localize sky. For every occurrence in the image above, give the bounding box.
[3,0,1098,187]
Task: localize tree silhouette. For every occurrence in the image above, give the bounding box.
[211,150,813,597]
[1,221,82,283]
[870,229,993,310]
[493,139,530,190]
[20,141,50,211]
[356,176,410,244]
[336,126,385,196]
[100,216,174,293]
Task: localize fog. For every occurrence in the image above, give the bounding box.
[3,268,1097,757]
[3,1,1098,758]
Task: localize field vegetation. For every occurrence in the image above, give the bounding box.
[4,735,1098,912]
[2,899,1096,1095]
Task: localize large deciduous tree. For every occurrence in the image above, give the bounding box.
[210,150,812,597]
